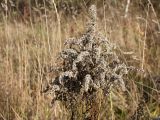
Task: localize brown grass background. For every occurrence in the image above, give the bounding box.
[0,0,159,119]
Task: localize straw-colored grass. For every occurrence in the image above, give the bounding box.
[0,0,160,119]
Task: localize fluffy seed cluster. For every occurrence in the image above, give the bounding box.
[44,5,128,105]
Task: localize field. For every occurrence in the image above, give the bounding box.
[0,0,159,120]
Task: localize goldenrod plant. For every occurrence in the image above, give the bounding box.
[44,5,130,119]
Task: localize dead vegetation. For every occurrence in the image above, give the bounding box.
[43,5,129,119]
[0,0,160,120]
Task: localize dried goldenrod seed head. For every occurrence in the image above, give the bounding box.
[44,5,129,109]
[89,5,97,22]
[84,74,92,92]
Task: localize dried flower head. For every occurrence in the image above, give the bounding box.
[44,5,129,118]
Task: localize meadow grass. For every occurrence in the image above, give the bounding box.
[0,1,160,120]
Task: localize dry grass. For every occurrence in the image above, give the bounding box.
[0,0,160,120]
